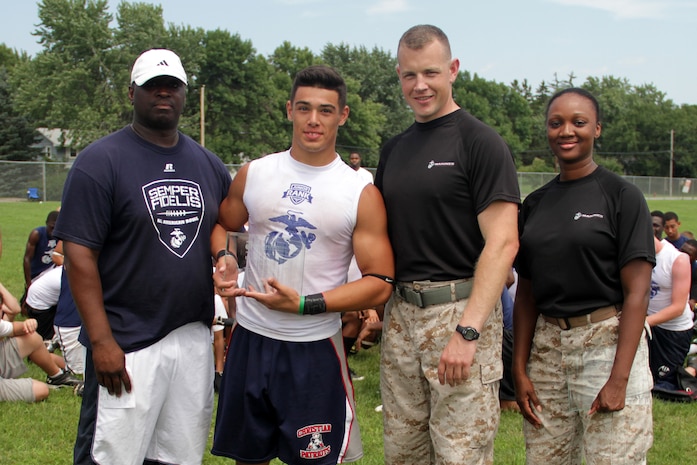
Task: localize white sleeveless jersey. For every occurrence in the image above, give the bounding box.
[237,150,370,342]
[648,239,694,331]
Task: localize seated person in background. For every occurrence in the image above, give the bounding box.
[664,211,688,250]
[341,257,382,380]
[679,239,697,314]
[52,241,86,375]
[55,267,86,375]
[647,236,695,390]
[0,282,82,403]
[354,308,382,351]
[24,265,61,342]
[686,354,697,377]
[22,211,59,315]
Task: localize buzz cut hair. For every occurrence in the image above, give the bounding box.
[398,24,452,59]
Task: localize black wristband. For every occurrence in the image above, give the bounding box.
[216,249,237,261]
[303,293,327,315]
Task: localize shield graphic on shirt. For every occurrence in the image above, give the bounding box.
[142,179,205,258]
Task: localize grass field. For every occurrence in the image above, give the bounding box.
[1,200,696,464]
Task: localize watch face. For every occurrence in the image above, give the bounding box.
[457,325,480,341]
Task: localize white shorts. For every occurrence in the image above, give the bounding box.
[84,322,214,465]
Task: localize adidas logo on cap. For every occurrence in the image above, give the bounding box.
[131,49,188,86]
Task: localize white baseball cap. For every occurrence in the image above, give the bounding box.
[130,49,188,86]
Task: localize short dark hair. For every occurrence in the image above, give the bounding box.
[546,87,601,122]
[664,211,679,222]
[398,24,452,59]
[46,210,59,223]
[290,65,347,109]
[651,210,665,223]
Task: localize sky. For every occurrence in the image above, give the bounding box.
[1,0,696,105]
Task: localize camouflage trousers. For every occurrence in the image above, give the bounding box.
[381,291,502,465]
[524,315,653,465]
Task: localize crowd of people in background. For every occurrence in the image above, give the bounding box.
[0,22,696,465]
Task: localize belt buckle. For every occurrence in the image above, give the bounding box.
[396,284,425,308]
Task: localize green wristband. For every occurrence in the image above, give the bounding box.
[298,295,306,315]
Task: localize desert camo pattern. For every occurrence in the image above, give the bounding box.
[524,315,653,465]
[381,290,502,465]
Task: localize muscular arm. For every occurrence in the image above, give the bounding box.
[212,164,249,290]
[438,200,519,386]
[590,258,653,414]
[646,252,691,327]
[23,229,40,287]
[216,164,249,236]
[322,184,394,311]
[460,201,520,329]
[63,241,131,396]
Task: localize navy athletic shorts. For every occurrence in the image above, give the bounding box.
[211,324,363,464]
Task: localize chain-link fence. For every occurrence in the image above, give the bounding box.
[1,160,696,202]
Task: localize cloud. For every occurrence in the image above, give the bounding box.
[367,0,412,15]
[547,0,666,19]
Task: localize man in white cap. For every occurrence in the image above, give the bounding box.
[54,49,232,465]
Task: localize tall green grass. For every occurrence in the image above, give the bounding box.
[1,200,696,464]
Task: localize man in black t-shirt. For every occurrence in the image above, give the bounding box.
[375,24,520,465]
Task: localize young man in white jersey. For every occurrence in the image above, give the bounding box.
[648,235,695,391]
[211,65,394,465]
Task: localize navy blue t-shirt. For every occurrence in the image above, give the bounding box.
[54,126,231,352]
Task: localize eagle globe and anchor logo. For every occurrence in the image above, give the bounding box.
[265,210,317,264]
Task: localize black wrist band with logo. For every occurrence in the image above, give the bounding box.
[303,293,327,315]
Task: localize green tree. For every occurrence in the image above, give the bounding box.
[337,76,386,162]
[0,44,26,69]
[0,68,40,160]
[321,43,410,162]
[453,71,535,161]
[12,0,120,148]
[670,104,697,179]
[516,157,554,173]
[584,76,676,176]
[196,29,287,163]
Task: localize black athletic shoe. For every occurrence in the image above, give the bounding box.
[47,371,83,388]
[349,368,364,381]
[74,383,85,397]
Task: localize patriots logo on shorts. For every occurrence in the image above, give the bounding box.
[298,424,331,459]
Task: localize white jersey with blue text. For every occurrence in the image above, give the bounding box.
[237,150,370,342]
